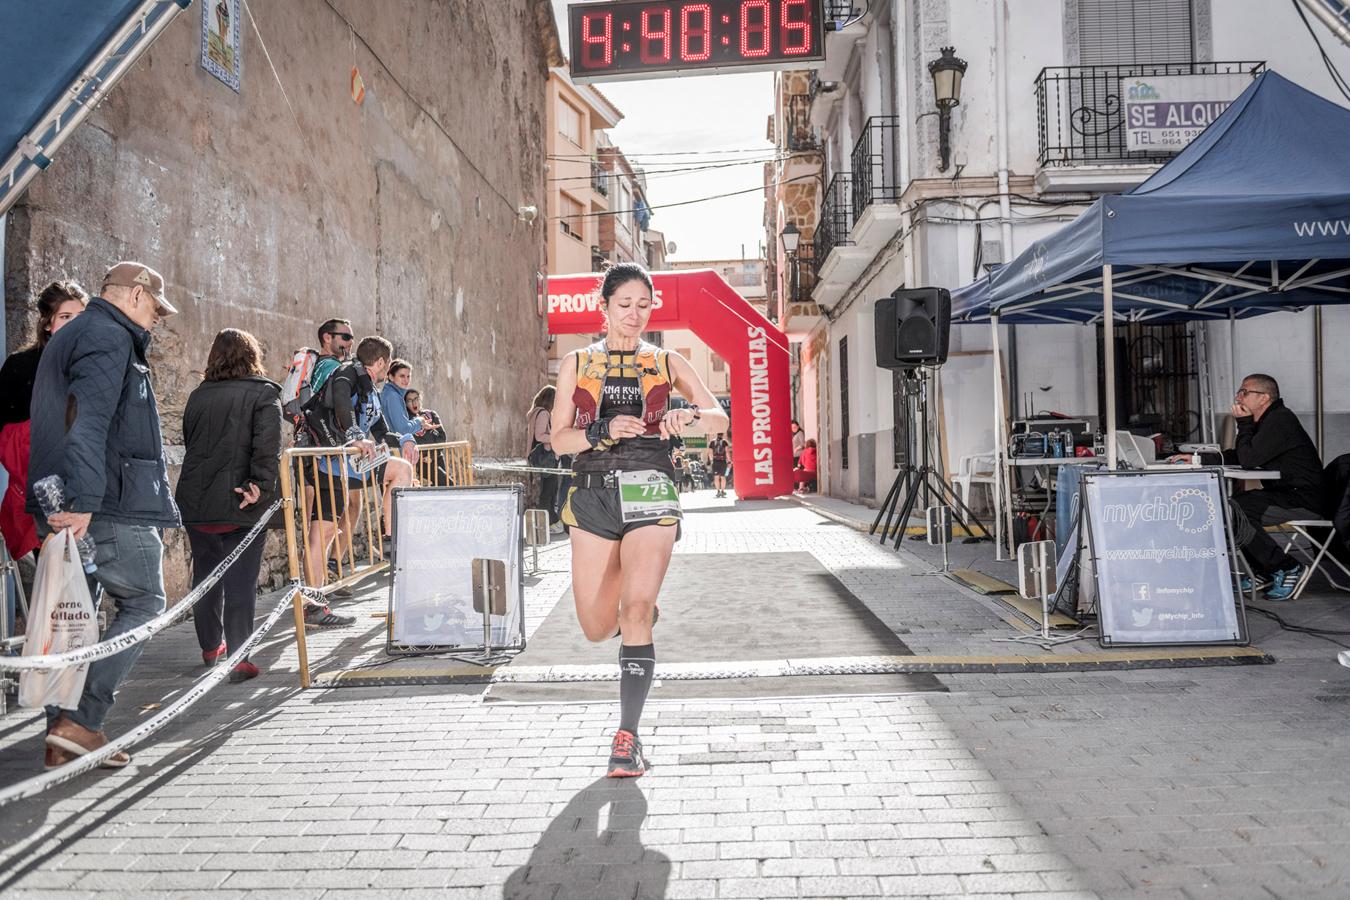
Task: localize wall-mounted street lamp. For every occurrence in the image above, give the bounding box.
[779,221,801,255]
[927,46,968,172]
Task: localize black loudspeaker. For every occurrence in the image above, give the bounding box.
[874,287,951,369]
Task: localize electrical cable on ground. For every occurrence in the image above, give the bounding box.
[1248,604,1350,647]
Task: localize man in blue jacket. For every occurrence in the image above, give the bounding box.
[29,261,179,769]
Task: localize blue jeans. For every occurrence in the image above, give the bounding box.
[42,518,166,732]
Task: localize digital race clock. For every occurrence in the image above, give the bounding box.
[567,0,826,82]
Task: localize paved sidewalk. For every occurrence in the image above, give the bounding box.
[1,490,1348,899]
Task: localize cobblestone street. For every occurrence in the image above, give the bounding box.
[2,491,1349,899]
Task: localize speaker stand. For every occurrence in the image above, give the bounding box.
[869,369,991,548]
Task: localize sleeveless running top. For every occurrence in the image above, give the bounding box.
[572,341,674,477]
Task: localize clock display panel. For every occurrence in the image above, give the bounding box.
[568,0,825,82]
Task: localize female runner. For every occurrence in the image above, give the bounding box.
[550,263,729,777]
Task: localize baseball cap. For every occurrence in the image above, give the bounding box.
[102,261,178,317]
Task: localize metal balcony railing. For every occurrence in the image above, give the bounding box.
[788,242,817,303]
[813,172,853,276]
[785,94,817,151]
[825,1,859,24]
[591,160,609,196]
[1035,61,1265,167]
[850,116,901,218]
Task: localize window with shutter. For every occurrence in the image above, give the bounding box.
[1078,0,1194,65]
[558,193,584,241]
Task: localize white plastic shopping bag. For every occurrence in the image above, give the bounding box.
[18,530,98,709]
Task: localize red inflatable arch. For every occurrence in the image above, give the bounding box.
[547,269,794,500]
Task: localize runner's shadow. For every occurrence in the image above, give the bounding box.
[503,776,669,900]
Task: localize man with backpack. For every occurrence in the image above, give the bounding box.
[281,318,360,600]
[301,336,414,594]
[280,318,353,432]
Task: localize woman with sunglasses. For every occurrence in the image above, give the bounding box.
[550,263,728,777]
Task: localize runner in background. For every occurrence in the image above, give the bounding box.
[550,262,728,777]
[709,433,731,499]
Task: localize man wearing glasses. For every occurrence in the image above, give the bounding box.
[311,318,354,394]
[1224,374,1325,600]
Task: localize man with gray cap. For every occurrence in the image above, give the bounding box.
[28,261,180,769]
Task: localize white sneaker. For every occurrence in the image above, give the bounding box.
[1339,650,1350,668]
[549,522,564,535]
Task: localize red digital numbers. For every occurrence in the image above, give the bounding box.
[571,1,820,75]
[740,0,770,57]
[641,7,672,63]
[580,11,613,68]
[782,0,813,55]
[680,3,712,62]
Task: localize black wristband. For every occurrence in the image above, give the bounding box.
[585,418,611,448]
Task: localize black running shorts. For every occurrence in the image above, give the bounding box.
[307,469,348,522]
[560,484,682,542]
[711,460,728,476]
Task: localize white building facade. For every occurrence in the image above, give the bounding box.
[771,0,1350,509]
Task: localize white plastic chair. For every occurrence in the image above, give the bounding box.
[953,450,997,518]
[1277,519,1350,600]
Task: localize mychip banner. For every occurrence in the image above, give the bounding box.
[1082,470,1246,646]
[388,486,525,653]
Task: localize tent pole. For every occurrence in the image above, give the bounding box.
[1315,307,1325,457]
[990,314,1008,560]
[1228,309,1238,404]
[1104,264,1118,469]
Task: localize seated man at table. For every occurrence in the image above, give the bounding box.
[1221,374,1325,600]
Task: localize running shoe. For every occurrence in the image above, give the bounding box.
[607,729,648,778]
[327,558,341,580]
[202,641,227,666]
[1264,564,1306,602]
[304,603,356,627]
[1338,650,1350,668]
[1238,572,1272,593]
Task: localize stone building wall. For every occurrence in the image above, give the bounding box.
[3,0,560,597]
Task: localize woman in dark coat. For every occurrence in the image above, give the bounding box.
[0,280,88,564]
[175,329,283,683]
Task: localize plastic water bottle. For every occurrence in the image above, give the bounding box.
[33,475,97,574]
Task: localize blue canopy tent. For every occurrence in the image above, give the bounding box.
[0,1,191,218]
[951,70,1350,490]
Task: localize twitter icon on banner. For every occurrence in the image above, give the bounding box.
[1130,583,1153,628]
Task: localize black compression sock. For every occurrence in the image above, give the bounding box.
[618,643,655,736]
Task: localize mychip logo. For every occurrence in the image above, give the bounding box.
[1099,488,1215,535]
